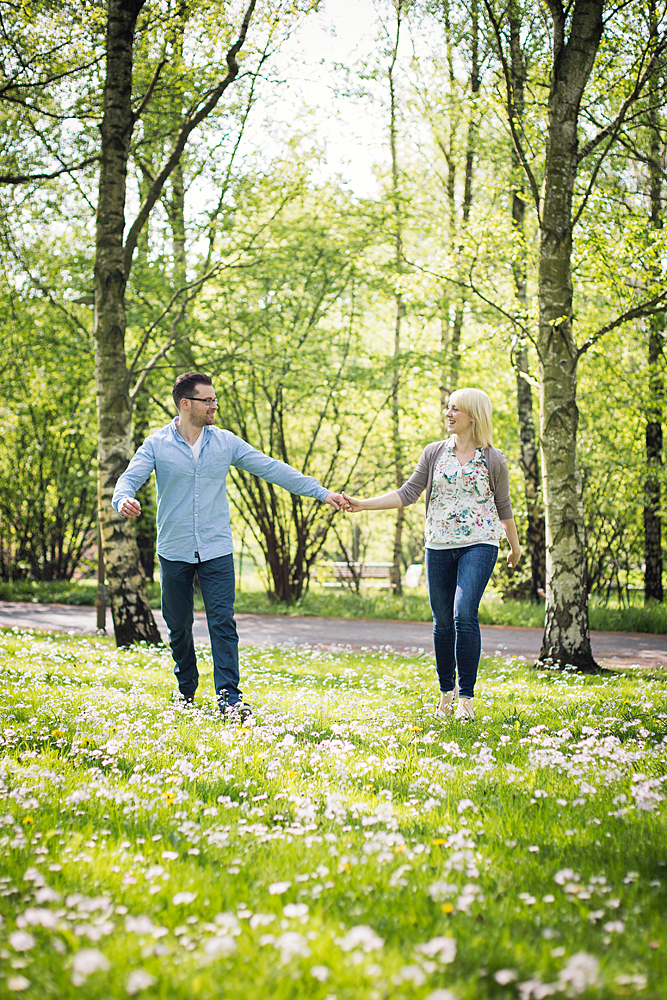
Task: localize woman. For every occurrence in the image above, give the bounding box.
[342,387,521,721]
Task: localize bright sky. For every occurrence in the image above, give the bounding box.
[252,0,397,198]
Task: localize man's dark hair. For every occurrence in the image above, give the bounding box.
[172,372,213,409]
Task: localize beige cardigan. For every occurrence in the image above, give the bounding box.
[396,440,514,520]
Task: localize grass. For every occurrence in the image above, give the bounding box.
[2,579,667,634]
[0,628,665,999]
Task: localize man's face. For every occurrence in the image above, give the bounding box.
[182,385,218,426]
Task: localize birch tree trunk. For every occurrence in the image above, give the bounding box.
[509,4,545,602]
[95,0,161,646]
[95,0,256,645]
[439,0,479,402]
[388,2,405,596]
[537,1,603,670]
[644,6,664,603]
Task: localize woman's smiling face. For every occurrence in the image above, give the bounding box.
[445,401,473,436]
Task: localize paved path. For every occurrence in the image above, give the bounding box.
[0,601,665,668]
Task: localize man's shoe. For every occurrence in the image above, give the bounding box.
[435,685,459,719]
[455,698,476,721]
[220,700,253,722]
[174,691,195,707]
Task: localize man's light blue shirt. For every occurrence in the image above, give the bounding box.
[112,419,329,563]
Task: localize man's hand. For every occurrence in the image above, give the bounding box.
[341,492,365,513]
[119,498,142,518]
[324,492,348,511]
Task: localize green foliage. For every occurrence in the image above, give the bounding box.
[0,283,97,581]
[1,0,666,615]
[0,631,666,996]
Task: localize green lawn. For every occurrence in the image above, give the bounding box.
[0,629,665,998]
[2,579,667,634]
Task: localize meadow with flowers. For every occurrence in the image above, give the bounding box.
[0,628,665,999]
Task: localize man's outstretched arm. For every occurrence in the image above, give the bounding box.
[111,439,156,518]
[231,436,345,510]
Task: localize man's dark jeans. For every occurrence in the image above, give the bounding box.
[158,553,241,706]
[425,543,498,700]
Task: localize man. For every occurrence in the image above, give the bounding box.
[112,371,345,718]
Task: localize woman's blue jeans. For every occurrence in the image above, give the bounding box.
[425,544,498,700]
[158,553,242,706]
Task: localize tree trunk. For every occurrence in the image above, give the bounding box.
[509,4,545,602]
[169,161,197,372]
[388,5,405,596]
[537,1,603,671]
[516,346,546,600]
[94,0,161,646]
[442,0,479,398]
[644,16,664,603]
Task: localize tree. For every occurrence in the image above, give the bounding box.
[194,179,382,602]
[94,0,256,646]
[386,0,408,595]
[0,287,97,581]
[507,2,545,602]
[486,0,667,669]
[644,2,665,603]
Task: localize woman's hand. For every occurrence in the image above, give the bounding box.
[341,492,366,513]
[507,545,521,569]
[500,518,521,569]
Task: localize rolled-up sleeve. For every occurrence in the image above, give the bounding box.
[111,438,156,513]
[493,458,513,520]
[231,436,329,500]
[396,448,431,507]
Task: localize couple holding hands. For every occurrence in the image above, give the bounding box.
[113,374,521,722]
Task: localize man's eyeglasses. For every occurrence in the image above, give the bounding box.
[184,396,218,405]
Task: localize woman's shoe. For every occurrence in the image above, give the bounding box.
[455,697,476,721]
[435,685,459,718]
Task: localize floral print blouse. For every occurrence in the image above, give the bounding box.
[425,439,503,549]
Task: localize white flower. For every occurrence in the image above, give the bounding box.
[427,881,458,901]
[310,965,330,981]
[214,912,240,934]
[603,920,625,933]
[172,891,196,905]
[71,948,110,985]
[494,969,518,985]
[416,936,457,964]
[161,851,178,861]
[338,925,384,953]
[20,908,58,929]
[249,914,275,929]
[283,903,309,919]
[204,935,237,957]
[426,991,458,1000]
[9,931,36,951]
[616,974,647,990]
[457,798,476,813]
[268,881,291,895]
[274,931,311,961]
[6,976,31,992]
[126,970,158,994]
[34,887,60,904]
[397,965,426,985]
[554,868,579,885]
[558,953,599,995]
[144,865,164,880]
[125,916,155,935]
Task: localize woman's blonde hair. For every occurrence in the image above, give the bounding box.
[448,387,493,449]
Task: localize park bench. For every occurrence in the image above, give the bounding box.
[318,562,423,589]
